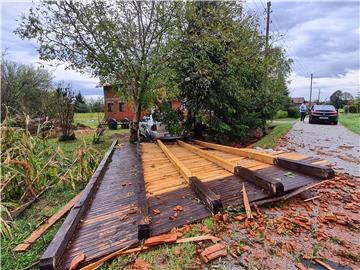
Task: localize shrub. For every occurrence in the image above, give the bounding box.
[159,103,184,135]
[275,110,288,119]
[348,105,358,113]
[287,106,300,118]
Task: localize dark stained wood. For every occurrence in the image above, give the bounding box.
[39,140,118,270]
[276,157,335,179]
[58,143,141,269]
[189,177,222,214]
[234,166,284,196]
[136,142,150,240]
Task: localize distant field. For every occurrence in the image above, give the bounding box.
[74,112,104,128]
[339,113,360,135]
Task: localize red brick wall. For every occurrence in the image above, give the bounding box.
[103,86,183,121]
[103,86,135,121]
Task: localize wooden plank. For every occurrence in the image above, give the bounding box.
[177,140,235,173]
[136,142,150,240]
[192,140,275,165]
[276,157,335,179]
[14,193,81,252]
[157,141,222,214]
[39,140,118,270]
[242,184,253,219]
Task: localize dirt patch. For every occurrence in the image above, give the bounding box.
[109,132,130,143]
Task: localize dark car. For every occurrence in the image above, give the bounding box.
[309,105,338,125]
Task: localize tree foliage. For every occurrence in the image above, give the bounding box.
[173,2,291,142]
[1,57,53,120]
[330,90,354,109]
[16,1,180,142]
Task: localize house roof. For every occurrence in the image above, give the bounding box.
[292,97,305,104]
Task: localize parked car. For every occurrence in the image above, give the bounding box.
[139,115,185,140]
[309,105,338,125]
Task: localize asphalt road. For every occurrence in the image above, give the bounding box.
[276,118,360,177]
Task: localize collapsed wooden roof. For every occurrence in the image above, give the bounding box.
[39,139,334,270]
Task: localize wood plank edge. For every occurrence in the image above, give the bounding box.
[39,140,118,270]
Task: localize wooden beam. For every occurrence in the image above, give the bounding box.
[276,157,335,179]
[179,140,284,196]
[136,143,150,240]
[39,140,118,270]
[189,177,222,214]
[14,193,81,252]
[157,140,222,213]
[157,140,192,179]
[235,166,284,196]
[177,140,235,173]
[192,140,275,165]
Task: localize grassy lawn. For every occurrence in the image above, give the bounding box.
[74,112,104,128]
[253,118,296,149]
[1,129,128,270]
[339,113,360,135]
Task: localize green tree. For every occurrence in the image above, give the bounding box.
[173,2,291,141]
[1,57,53,119]
[16,1,179,142]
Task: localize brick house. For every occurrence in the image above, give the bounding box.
[103,84,183,121]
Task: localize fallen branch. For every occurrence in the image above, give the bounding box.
[14,193,81,252]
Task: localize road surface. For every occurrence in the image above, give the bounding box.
[276,118,360,177]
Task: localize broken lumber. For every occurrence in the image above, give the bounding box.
[14,193,81,252]
[80,234,221,270]
[176,235,221,244]
[69,253,86,270]
[144,229,178,246]
[242,184,253,219]
[276,157,335,179]
[314,259,336,270]
[200,243,227,263]
[192,140,275,165]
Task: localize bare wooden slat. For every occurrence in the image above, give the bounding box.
[39,140,118,270]
[177,140,235,173]
[276,157,335,179]
[157,140,222,214]
[192,140,275,165]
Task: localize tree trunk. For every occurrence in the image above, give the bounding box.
[130,99,141,143]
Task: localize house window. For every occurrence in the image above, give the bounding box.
[119,102,125,112]
[107,102,113,112]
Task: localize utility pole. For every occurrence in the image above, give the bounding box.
[264,1,271,90]
[317,88,321,103]
[309,73,313,106]
[265,1,271,57]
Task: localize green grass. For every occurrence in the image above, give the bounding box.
[1,129,128,270]
[253,118,296,149]
[74,112,104,128]
[339,113,360,135]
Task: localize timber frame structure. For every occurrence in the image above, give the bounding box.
[39,139,335,269]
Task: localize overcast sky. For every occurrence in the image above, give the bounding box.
[1,0,359,101]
